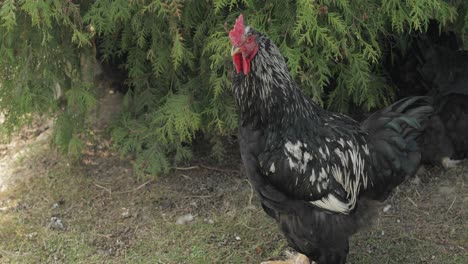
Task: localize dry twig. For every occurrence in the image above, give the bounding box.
[113,180,153,195]
[172,165,240,174]
[446,196,457,214]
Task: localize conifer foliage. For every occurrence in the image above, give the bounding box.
[0,0,466,175]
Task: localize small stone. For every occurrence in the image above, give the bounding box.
[396,219,401,223]
[26,232,38,239]
[381,230,385,236]
[235,235,241,241]
[51,203,59,209]
[208,219,215,224]
[121,208,131,219]
[48,217,64,230]
[175,213,194,225]
[431,255,436,260]
[382,204,391,213]
[115,239,125,247]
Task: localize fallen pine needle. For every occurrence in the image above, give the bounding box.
[94,183,112,195]
[181,174,191,179]
[241,222,264,230]
[200,165,240,174]
[407,197,418,208]
[113,180,153,195]
[172,166,199,170]
[172,165,240,174]
[446,196,457,214]
[182,195,213,198]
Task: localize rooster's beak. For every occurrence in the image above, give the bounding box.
[231,46,241,56]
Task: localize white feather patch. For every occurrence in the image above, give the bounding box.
[285,141,302,159]
[284,140,312,173]
[269,163,276,173]
[309,194,353,214]
[318,167,327,181]
[338,138,345,147]
[318,147,326,159]
[362,144,370,156]
[309,170,316,184]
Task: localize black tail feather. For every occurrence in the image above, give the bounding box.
[362,96,433,200]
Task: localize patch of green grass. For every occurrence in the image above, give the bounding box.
[1,148,467,264]
[0,160,107,263]
[349,231,467,264]
[0,152,285,264]
[124,212,285,264]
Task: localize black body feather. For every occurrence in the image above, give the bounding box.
[233,27,433,264]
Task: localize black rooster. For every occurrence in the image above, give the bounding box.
[386,34,468,168]
[229,14,432,264]
[417,45,468,166]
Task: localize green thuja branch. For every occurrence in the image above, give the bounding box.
[0,0,463,175]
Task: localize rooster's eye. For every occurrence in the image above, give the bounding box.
[246,36,253,43]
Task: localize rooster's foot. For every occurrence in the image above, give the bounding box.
[441,157,464,169]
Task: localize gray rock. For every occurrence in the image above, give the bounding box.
[48,217,64,230]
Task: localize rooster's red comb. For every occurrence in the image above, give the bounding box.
[229,14,244,46]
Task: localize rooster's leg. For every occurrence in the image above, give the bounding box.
[261,253,311,264]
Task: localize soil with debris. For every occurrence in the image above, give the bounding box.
[0,116,54,192]
[0,116,467,263]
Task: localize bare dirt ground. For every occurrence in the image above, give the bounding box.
[0,116,466,263]
[0,116,53,192]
